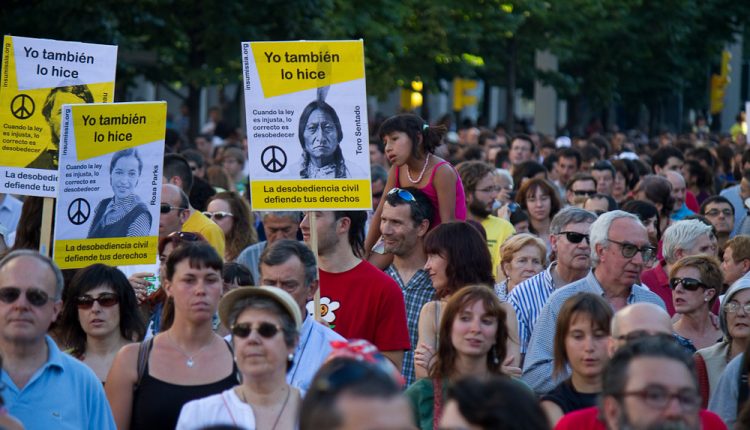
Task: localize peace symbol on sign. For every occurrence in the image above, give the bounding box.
[261,145,287,173]
[68,198,91,225]
[10,94,35,120]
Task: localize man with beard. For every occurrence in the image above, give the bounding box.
[380,187,434,385]
[507,207,597,356]
[457,161,515,271]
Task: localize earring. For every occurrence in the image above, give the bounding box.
[704,297,709,302]
[492,347,500,365]
[288,353,294,363]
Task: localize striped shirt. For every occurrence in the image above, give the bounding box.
[385,265,435,387]
[507,264,557,354]
[521,270,666,395]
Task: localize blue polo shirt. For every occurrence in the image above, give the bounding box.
[1,336,115,429]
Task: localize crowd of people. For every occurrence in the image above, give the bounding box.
[0,109,748,429]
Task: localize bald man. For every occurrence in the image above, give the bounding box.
[665,171,694,221]
[609,302,672,354]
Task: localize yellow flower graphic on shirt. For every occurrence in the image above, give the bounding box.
[306,297,340,327]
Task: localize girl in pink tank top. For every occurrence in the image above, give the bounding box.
[365,114,466,254]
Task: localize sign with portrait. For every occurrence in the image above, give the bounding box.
[52,102,166,269]
[0,36,117,197]
[241,40,371,210]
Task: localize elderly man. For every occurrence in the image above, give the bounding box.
[508,207,597,356]
[237,211,301,284]
[665,170,694,221]
[641,219,716,316]
[0,250,115,428]
[522,210,665,394]
[258,239,345,391]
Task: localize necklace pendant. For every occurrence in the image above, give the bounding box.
[186,358,194,368]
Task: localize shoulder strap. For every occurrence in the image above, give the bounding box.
[432,378,443,430]
[135,338,154,391]
[738,354,749,412]
[428,160,450,182]
[434,301,441,346]
[224,339,242,384]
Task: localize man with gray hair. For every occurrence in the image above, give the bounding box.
[0,250,115,428]
[237,211,301,283]
[508,207,598,357]
[522,210,666,394]
[258,239,345,391]
[641,218,716,316]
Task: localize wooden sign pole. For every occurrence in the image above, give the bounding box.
[38,197,54,257]
[309,211,322,322]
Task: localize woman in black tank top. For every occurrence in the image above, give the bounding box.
[106,242,238,429]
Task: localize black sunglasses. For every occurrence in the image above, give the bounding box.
[167,231,202,242]
[160,204,188,214]
[76,293,119,310]
[573,190,596,196]
[0,287,52,307]
[387,187,416,202]
[231,322,282,339]
[607,239,656,262]
[559,231,590,244]
[669,277,708,291]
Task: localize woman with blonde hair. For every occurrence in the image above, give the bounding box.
[205,191,257,262]
[496,233,547,300]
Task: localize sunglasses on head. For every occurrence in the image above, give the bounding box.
[387,188,416,202]
[76,293,119,310]
[231,322,282,339]
[0,287,52,307]
[559,231,590,244]
[160,204,188,214]
[202,211,233,221]
[669,277,708,291]
[167,231,202,242]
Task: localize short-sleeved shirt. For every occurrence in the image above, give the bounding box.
[1,336,116,429]
[481,215,515,270]
[182,210,226,258]
[522,270,666,394]
[287,316,346,391]
[310,260,411,352]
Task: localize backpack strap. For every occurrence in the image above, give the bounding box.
[738,354,749,412]
[134,338,155,391]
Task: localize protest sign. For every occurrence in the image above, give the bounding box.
[241,40,371,211]
[0,35,117,197]
[52,101,166,269]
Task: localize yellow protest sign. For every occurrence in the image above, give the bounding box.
[0,36,117,197]
[242,40,371,211]
[53,102,166,269]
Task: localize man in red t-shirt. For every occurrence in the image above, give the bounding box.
[300,210,410,370]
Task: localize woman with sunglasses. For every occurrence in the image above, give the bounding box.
[670,255,723,352]
[407,285,516,430]
[415,222,520,379]
[58,264,145,383]
[540,293,612,427]
[106,242,239,430]
[695,278,750,407]
[205,192,257,262]
[176,286,301,429]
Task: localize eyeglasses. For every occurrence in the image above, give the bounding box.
[573,190,596,196]
[669,277,708,291]
[231,322,282,339]
[388,187,416,202]
[0,287,53,307]
[476,186,502,194]
[607,239,656,262]
[705,208,733,217]
[619,386,701,412]
[202,211,234,221]
[558,231,590,244]
[724,301,750,314]
[160,204,188,214]
[76,293,119,310]
[167,231,202,242]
